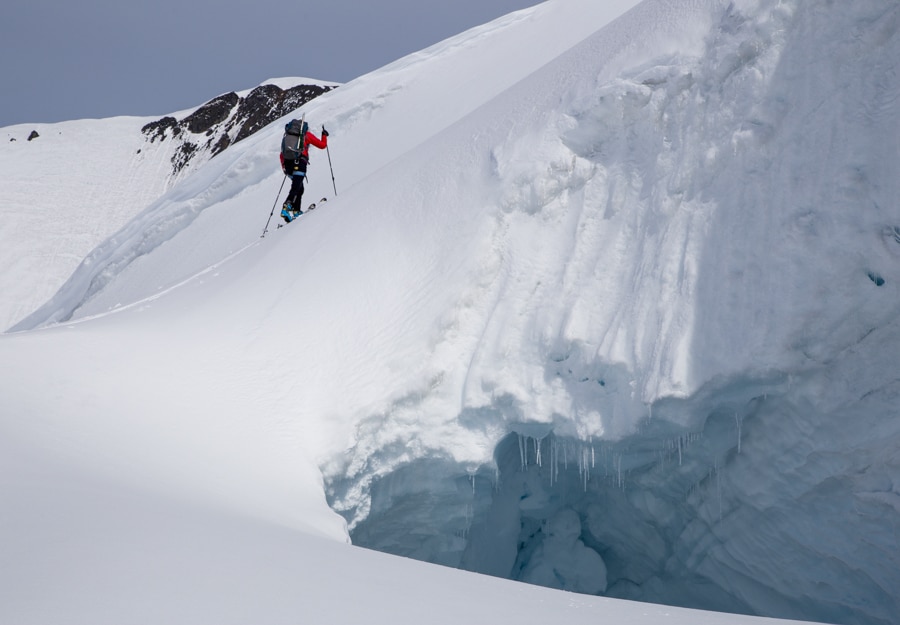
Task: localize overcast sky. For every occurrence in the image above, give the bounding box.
[1,0,540,128]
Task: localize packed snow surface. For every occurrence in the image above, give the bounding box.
[3,0,899,624]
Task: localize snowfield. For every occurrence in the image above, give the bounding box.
[2,0,899,624]
[0,76,335,333]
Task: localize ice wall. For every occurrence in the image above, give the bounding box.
[343,328,900,625]
[330,2,900,624]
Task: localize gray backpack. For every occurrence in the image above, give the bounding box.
[281,118,308,162]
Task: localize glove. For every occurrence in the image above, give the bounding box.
[322,128,329,138]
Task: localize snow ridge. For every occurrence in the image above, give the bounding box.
[0,78,335,332]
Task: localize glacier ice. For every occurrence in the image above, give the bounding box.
[325,2,900,624]
[333,330,900,625]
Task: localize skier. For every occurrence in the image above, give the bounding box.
[280,119,329,222]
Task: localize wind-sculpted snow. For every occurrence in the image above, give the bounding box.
[10,142,279,328]
[3,0,899,624]
[325,1,900,623]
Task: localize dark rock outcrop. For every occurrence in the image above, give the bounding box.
[140,82,336,175]
[231,84,330,145]
[141,116,178,142]
[182,92,241,135]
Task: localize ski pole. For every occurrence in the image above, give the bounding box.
[324,126,337,196]
[261,175,288,237]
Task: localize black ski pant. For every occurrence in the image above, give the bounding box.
[284,156,308,209]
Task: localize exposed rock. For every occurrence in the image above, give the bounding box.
[230,83,332,146]
[172,142,199,175]
[141,116,177,143]
[210,133,231,156]
[139,82,336,174]
[182,92,240,134]
[27,131,39,141]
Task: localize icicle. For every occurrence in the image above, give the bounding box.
[734,412,743,454]
[549,439,554,487]
[576,443,589,491]
[555,440,565,483]
[552,438,560,487]
[616,454,623,489]
[583,446,590,491]
[518,434,527,471]
[678,435,683,466]
[534,436,542,467]
[557,439,561,486]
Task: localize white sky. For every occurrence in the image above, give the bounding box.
[0,0,539,126]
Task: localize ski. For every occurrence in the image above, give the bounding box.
[306,197,327,212]
[275,198,327,229]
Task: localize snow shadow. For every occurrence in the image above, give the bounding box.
[329,353,900,625]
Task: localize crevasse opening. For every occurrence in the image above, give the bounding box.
[328,359,900,625]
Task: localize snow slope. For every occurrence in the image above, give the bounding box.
[0,116,174,330]
[0,77,335,332]
[3,431,809,625]
[3,0,900,624]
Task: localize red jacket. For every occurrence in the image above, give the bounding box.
[302,130,327,157]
